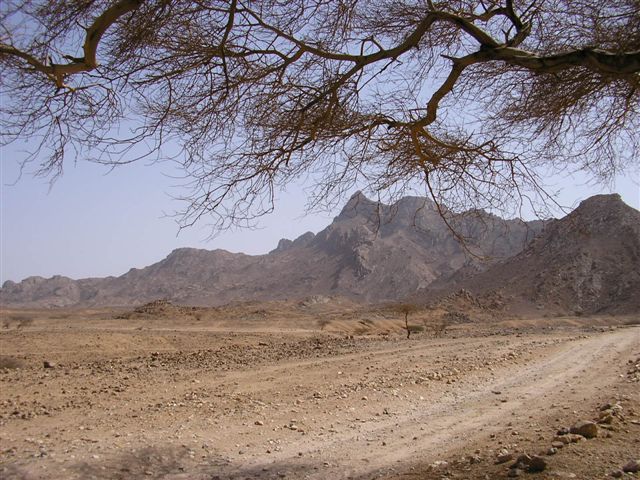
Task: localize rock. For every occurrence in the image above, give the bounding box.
[551,441,564,449]
[622,460,639,473]
[43,361,55,369]
[511,454,532,470]
[569,420,598,439]
[508,468,523,477]
[609,470,623,478]
[496,451,513,464]
[556,427,570,436]
[528,456,547,473]
[510,454,547,473]
[553,435,574,445]
[599,402,617,411]
[255,420,264,426]
[547,447,558,455]
[598,413,614,424]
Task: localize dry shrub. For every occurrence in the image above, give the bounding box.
[2,315,35,329]
[317,319,331,330]
[0,356,26,370]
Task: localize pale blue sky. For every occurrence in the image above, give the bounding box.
[0,154,339,284]
[1,146,638,283]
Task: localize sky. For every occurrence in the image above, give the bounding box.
[0,155,339,284]
[1,146,638,284]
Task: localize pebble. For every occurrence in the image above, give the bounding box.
[569,420,598,439]
[496,451,513,464]
[622,459,639,473]
[554,434,584,444]
[528,455,547,473]
[509,454,547,473]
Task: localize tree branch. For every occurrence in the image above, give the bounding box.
[491,46,640,75]
[0,0,142,87]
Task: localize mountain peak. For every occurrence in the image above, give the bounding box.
[578,193,622,206]
[574,193,626,215]
[454,193,640,315]
[337,191,378,219]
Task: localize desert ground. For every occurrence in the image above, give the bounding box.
[1,302,639,480]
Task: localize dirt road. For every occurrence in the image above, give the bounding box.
[1,313,638,479]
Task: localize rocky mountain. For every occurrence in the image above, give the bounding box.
[447,194,640,315]
[0,192,543,307]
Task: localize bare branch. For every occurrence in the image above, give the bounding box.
[1,0,638,233]
[1,0,142,87]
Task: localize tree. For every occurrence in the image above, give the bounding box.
[1,1,638,230]
[394,303,421,338]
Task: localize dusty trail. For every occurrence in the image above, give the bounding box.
[1,323,638,480]
[217,328,639,480]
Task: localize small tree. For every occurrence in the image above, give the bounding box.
[395,303,421,339]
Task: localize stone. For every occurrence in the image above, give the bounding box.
[528,456,547,473]
[496,451,513,464]
[43,361,55,369]
[547,447,558,455]
[508,468,523,477]
[598,413,614,424]
[609,470,623,478]
[569,420,598,439]
[551,441,564,449]
[599,401,622,412]
[622,460,639,473]
[511,454,532,470]
[510,454,547,473]
[568,433,586,443]
[554,433,585,444]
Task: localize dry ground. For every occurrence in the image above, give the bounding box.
[0,305,638,480]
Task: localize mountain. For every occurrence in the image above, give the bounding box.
[447,194,640,315]
[0,192,543,307]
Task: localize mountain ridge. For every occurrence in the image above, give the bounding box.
[437,194,640,315]
[1,192,545,307]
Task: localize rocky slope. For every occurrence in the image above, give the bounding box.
[450,194,640,315]
[0,192,542,307]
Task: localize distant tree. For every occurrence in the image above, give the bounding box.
[394,303,421,338]
[1,1,638,229]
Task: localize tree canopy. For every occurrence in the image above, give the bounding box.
[1,0,638,229]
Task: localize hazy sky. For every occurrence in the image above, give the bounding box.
[1,146,638,284]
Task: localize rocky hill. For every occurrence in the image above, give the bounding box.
[447,194,640,315]
[0,192,542,307]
